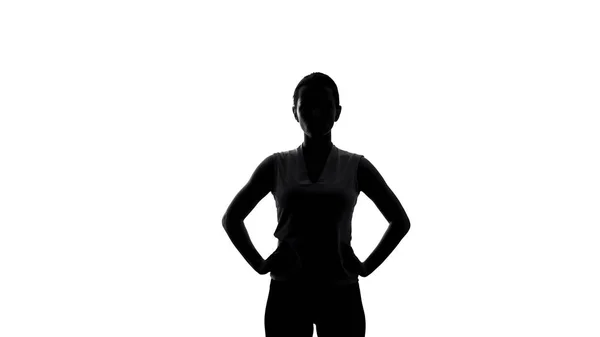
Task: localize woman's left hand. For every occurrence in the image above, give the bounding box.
[342,245,369,277]
[356,261,369,277]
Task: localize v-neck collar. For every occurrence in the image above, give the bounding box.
[298,143,337,184]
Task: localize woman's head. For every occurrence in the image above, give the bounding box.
[293,72,340,109]
[292,72,342,138]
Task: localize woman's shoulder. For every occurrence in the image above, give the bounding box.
[334,145,364,161]
[272,146,300,158]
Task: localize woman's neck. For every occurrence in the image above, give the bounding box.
[302,135,332,157]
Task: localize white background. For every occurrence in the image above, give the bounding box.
[1,1,599,336]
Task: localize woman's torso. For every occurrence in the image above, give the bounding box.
[269,143,364,285]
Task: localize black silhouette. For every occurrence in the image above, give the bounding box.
[222,72,411,336]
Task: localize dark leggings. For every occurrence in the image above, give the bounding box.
[264,279,366,337]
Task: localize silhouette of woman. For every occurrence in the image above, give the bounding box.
[222,72,411,337]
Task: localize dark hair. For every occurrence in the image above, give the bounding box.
[293,72,340,108]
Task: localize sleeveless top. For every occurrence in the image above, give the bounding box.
[269,143,364,285]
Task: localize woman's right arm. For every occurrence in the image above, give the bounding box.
[221,154,275,273]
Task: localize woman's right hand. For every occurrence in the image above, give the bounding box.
[266,244,302,274]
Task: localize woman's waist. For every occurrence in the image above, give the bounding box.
[270,272,358,286]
